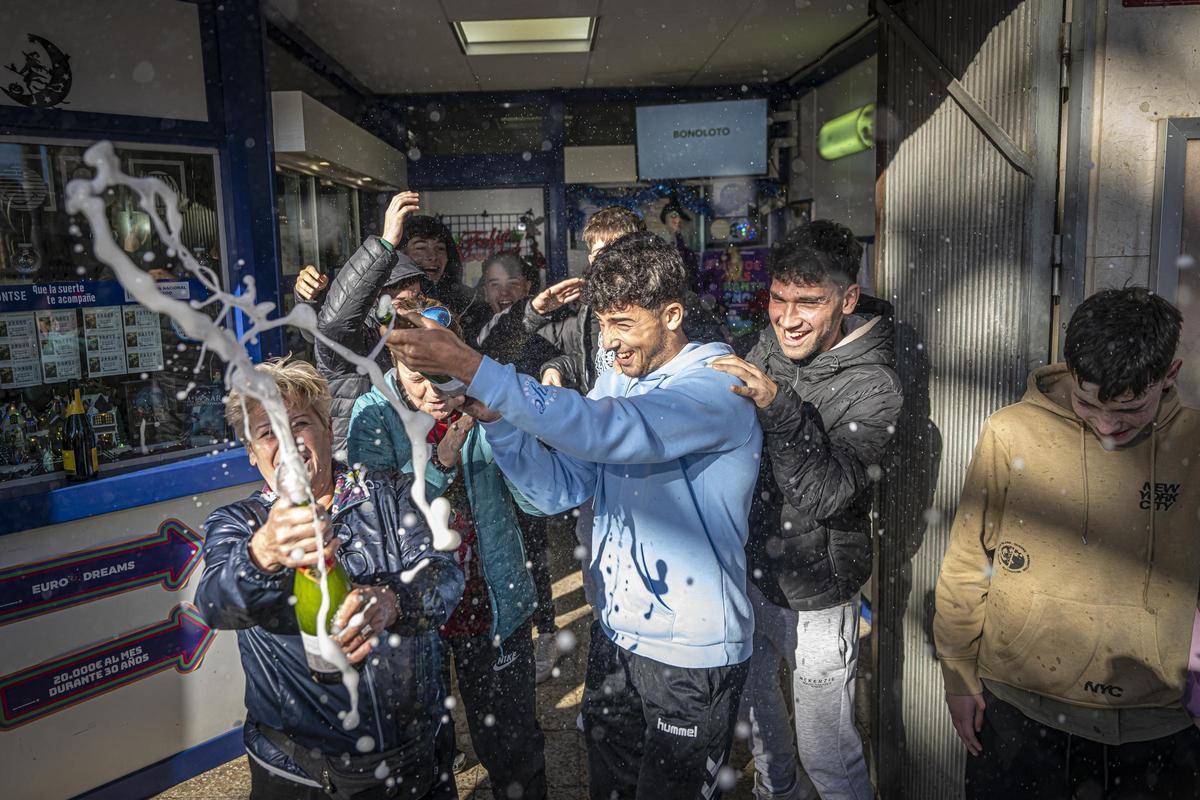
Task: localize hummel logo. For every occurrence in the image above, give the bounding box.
[492,651,519,672]
[656,718,698,738]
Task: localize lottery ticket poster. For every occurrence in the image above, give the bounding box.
[0,312,43,388]
[121,306,165,373]
[34,310,82,384]
[82,306,128,378]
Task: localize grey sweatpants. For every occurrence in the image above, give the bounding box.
[739,582,873,800]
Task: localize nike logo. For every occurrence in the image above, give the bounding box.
[492,651,519,672]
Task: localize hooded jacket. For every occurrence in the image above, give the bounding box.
[935,364,1200,713]
[195,468,464,783]
[741,295,902,612]
[469,342,762,669]
[346,370,540,645]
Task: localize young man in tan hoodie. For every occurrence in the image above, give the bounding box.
[935,287,1200,798]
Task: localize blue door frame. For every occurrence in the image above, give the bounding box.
[0,4,277,793]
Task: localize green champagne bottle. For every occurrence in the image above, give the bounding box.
[293,553,353,684]
[63,388,99,481]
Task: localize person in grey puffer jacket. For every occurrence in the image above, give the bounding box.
[315,193,426,456]
[712,221,900,800]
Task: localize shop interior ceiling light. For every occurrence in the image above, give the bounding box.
[453,17,596,55]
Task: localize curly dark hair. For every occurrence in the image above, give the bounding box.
[582,231,687,313]
[1064,287,1182,402]
[397,215,464,286]
[769,219,863,288]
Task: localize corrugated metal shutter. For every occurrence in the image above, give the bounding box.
[873,1,1063,797]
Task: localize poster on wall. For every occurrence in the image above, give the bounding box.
[702,247,770,337]
[82,306,127,377]
[121,306,164,373]
[0,603,214,730]
[0,519,204,626]
[0,312,41,388]
[34,309,80,383]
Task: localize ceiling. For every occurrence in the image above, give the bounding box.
[265,0,870,94]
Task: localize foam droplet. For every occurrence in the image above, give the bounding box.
[428,496,460,551]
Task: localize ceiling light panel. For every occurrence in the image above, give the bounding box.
[453,17,596,55]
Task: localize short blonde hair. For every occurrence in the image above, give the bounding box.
[224,356,332,437]
[582,206,645,251]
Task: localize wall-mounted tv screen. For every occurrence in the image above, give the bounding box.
[635,98,768,181]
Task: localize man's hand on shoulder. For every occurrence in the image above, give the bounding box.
[710,355,778,409]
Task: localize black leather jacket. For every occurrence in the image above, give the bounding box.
[195,468,464,781]
[741,295,903,611]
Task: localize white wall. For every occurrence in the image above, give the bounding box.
[419,189,546,288]
[1085,0,1200,292]
[793,56,878,237]
[0,0,208,121]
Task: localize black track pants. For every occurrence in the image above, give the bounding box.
[965,689,1200,800]
[582,621,749,800]
[440,620,547,800]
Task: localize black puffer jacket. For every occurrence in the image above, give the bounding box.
[524,291,727,393]
[195,467,464,784]
[315,237,399,456]
[468,299,563,379]
[741,295,902,611]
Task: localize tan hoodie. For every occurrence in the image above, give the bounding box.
[934,364,1200,710]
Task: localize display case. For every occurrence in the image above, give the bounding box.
[275,167,388,358]
[0,138,231,488]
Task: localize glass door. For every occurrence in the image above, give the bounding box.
[1152,119,1200,405]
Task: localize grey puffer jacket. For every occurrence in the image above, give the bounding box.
[740,295,902,611]
[315,236,398,456]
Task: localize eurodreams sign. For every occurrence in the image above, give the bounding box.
[636,98,768,180]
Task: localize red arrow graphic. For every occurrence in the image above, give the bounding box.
[0,603,214,730]
[0,519,203,625]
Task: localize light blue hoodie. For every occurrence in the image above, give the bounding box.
[470,341,762,668]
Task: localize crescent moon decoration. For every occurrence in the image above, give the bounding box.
[2,34,73,109]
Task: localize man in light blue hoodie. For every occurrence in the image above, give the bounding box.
[386,231,762,799]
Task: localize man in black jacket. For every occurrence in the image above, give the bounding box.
[712,221,901,800]
[316,192,424,456]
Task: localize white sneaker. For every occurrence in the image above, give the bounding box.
[534,633,560,684]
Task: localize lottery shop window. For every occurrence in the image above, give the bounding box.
[0,138,232,488]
